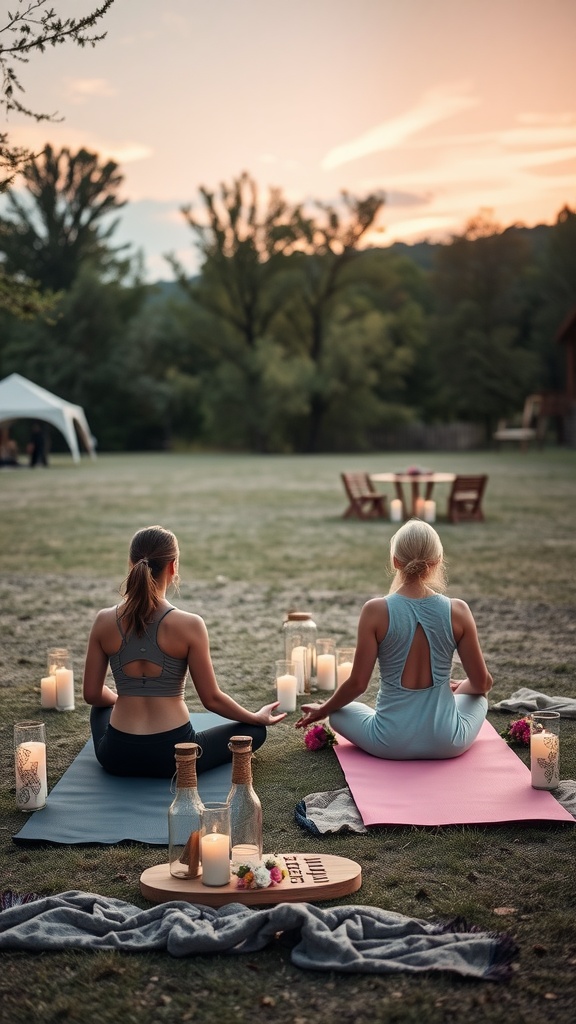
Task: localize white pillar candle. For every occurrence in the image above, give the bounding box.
[415,497,426,518]
[316,653,336,691]
[15,741,47,811]
[337,660,353,688]
[201,832,230,886]
[424,500,436,523]
[55,667,75,711]
[40,675,57,709]
[390,498,403,522]
[276,672,298,712]
[530,730,560,790]
[290,645,306,693]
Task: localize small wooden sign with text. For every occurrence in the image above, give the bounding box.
[140,852,362,907]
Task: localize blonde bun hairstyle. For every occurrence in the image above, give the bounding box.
[389,519,446,592]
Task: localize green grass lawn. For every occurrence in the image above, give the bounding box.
[1,448,575,1024]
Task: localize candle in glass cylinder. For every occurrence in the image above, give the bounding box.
[55,667,75,711]
[415,497,426,518]
[14,722,48,812]
[530,714,560,790]
[40,675,57,709]
[200,833,230,886]
[276,673,297,712]
[290,646,306,693]
[316,639,336,691]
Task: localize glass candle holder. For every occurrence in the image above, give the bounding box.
[283,612,317,694]
[14,721,48,811]
[336,647,355,688]
[530,712,560,790]
[47,647,75,711]
[316,638,336,691]
[200,802,231,886]
[275,659,298,712]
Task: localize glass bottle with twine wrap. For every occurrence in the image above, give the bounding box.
[227,735,263,864]
[168,742,204,878]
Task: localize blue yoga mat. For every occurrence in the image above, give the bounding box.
[13,713,232,845]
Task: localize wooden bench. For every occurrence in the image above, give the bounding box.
[341,472,388,520]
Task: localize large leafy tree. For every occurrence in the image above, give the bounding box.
[0,1,115,316]
[426,211,539,432]
[0,143,127,292]
[285,190,386,450]
[172,176,390,451]
[170,172,306,450]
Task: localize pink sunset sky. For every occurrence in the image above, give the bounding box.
[4,0,576,280]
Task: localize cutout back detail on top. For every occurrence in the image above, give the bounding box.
[110,605,188,697]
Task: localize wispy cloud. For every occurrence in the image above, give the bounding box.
[64,78,118,103]
[322,82,480,171]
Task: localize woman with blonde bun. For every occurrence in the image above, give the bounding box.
[296,519,492,758]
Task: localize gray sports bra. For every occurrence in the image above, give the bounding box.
[110,605,188,697]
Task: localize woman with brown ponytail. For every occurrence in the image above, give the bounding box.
[83,525,285,777]
[295,519,492,759]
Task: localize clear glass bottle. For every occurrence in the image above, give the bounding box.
[282,611,317,694]
[168,742,204,878]
[227,735,263,864]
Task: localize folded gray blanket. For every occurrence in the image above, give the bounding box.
[491,688,576,718]
[0,890,516,981]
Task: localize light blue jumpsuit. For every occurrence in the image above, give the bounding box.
[330,593,487,759]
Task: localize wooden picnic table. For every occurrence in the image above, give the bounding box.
[370,472,456,520]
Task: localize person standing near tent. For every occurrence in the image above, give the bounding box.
[28,422,48,467]
[295,519,492,759]
[83,524,286,777]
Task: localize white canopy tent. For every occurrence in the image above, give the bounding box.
[0,373,96,463]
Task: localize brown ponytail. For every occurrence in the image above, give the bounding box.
[119,525,179,636]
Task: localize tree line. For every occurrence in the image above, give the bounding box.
[0,147,575,453]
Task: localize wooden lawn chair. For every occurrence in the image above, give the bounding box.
[447,475,488,523]
[341,472,388,520]
[493,395,543,450]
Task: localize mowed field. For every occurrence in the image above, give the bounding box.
[1,448,575,1024]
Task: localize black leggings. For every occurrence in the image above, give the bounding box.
[90,706,267,778]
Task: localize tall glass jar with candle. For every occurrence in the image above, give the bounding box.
[47,647,75,711]
[336,647,356,688]
[168,742,204,878]
[14,721,48,811]
[530,712,560,790]
[227,735,263,864]
[282,611,317,694]
[316,638,336,692]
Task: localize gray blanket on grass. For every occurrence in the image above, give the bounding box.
[491,687,576,718]
[0,890,515,981]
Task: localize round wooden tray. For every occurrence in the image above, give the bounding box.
[140,852,362,907]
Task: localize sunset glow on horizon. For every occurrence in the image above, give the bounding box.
[3,0,575,279]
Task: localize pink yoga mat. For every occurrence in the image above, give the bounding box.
[334,720,574,827]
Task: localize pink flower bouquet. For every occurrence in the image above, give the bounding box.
[500,716,531,746]
[304,723,338,751]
